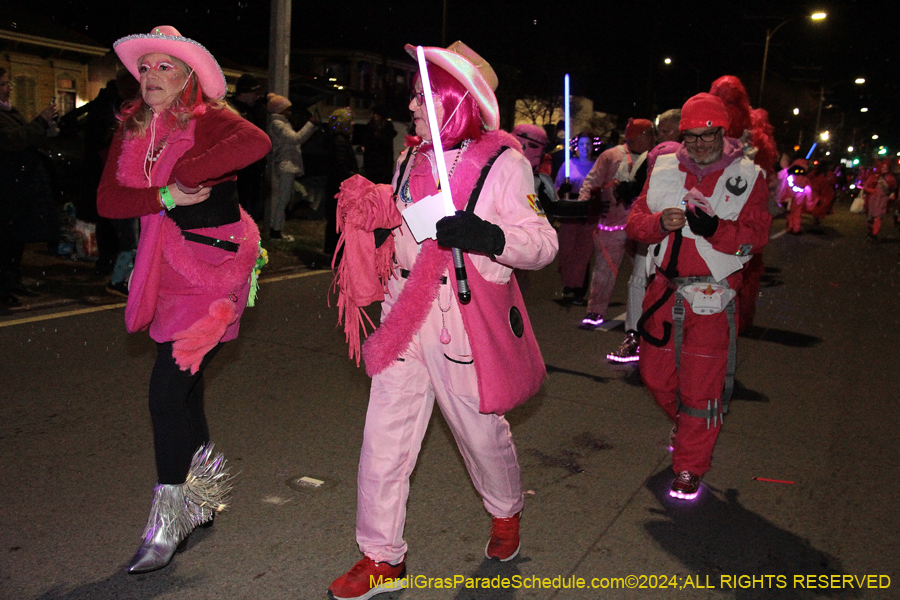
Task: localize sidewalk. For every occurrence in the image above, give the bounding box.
[1,217,331,319]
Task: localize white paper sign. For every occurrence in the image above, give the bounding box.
[401,192,447,243]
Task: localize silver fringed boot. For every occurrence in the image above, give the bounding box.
[126,444,233,574]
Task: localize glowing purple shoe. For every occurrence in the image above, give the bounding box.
[580,313,604,329]
[607,332,640,362]
[670,471,701,500]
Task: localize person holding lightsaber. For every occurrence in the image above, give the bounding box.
[328,41,557,600]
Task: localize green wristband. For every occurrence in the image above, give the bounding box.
[159,186,176,211]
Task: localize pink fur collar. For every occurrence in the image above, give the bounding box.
[361,130,521,376]
[115,118,196,188]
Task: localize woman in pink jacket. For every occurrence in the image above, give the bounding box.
[97,26,270,574]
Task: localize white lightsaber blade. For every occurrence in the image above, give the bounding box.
[564,74,570,179]
[415,45,471,304]
[416,46,454,216]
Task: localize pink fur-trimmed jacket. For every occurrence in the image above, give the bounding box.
[97,107,270,343]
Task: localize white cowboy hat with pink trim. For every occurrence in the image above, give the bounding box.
[114,25,227,100]
[404,41,500,131]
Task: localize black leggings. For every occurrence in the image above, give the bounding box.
[149,341,223,484]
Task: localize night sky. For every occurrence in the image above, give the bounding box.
[9,0,898,156]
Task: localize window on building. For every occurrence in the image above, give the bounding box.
[57,77,76,116]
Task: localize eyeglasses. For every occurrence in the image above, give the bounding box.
[409,91,439,106]
[683,129,721,144]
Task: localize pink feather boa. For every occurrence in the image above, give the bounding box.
[162,209,260,373]
[361,130,522,376]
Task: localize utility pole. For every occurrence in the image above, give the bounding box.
[269,0,291,96]
[266,0,291,228]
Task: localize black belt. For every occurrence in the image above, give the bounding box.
[182,231,239,253]
[400,268,447,284]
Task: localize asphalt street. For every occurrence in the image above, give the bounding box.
[1,205,897,600]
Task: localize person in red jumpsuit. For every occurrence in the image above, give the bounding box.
[627,93,772,499]
[863,159,897,241]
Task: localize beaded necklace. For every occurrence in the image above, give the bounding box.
[399,139,471,204]
[143,112,171,184]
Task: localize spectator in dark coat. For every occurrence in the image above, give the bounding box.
[362,105,397,184]
[0,66,58,309]
[323,108,359,258]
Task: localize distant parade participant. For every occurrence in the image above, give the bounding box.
[627,93,771,500]
[708,75,777,332]
[513,123,558,210]
[863,159,897,242]
[328,41,557,600]
[554,133,597,306]
[577,118,655,329]
[809,163,837,225]
[780,158,815,234]
[608,111,680,362]
[97,26,271,573]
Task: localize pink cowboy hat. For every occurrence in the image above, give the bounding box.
[404,41,500,131]
[114,26,227,100]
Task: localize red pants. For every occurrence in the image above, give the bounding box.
[639,279,731,476]
[786,199,803,233]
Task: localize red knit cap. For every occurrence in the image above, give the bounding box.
[679,93,730,131]
[624,118,654,141]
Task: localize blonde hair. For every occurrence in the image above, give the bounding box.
[120,54,231,139]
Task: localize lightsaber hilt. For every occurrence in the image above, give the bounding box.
[562,176,577,200]
[452,248,470,304]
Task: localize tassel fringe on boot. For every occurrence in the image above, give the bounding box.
[126,444,233,574]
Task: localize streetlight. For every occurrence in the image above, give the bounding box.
[662,56,701,92]
[758,11,827,105]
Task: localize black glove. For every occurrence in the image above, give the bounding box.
[614,179,642,204]
[685,206,719,237]
[589,187,611,217]
[436,210,505,256]
[557,181,573,197]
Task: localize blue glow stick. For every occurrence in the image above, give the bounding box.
[806,143,817,160]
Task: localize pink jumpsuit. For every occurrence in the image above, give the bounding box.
[356,144,558,564]
[577,145,643,317]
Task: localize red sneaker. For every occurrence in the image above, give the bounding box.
[328,556,406,600]
[485,512,521,561]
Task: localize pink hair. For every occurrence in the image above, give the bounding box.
[709,75,752,139]
[415,65,484,148]
[710,75,777,171]
[750,108,777,171]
